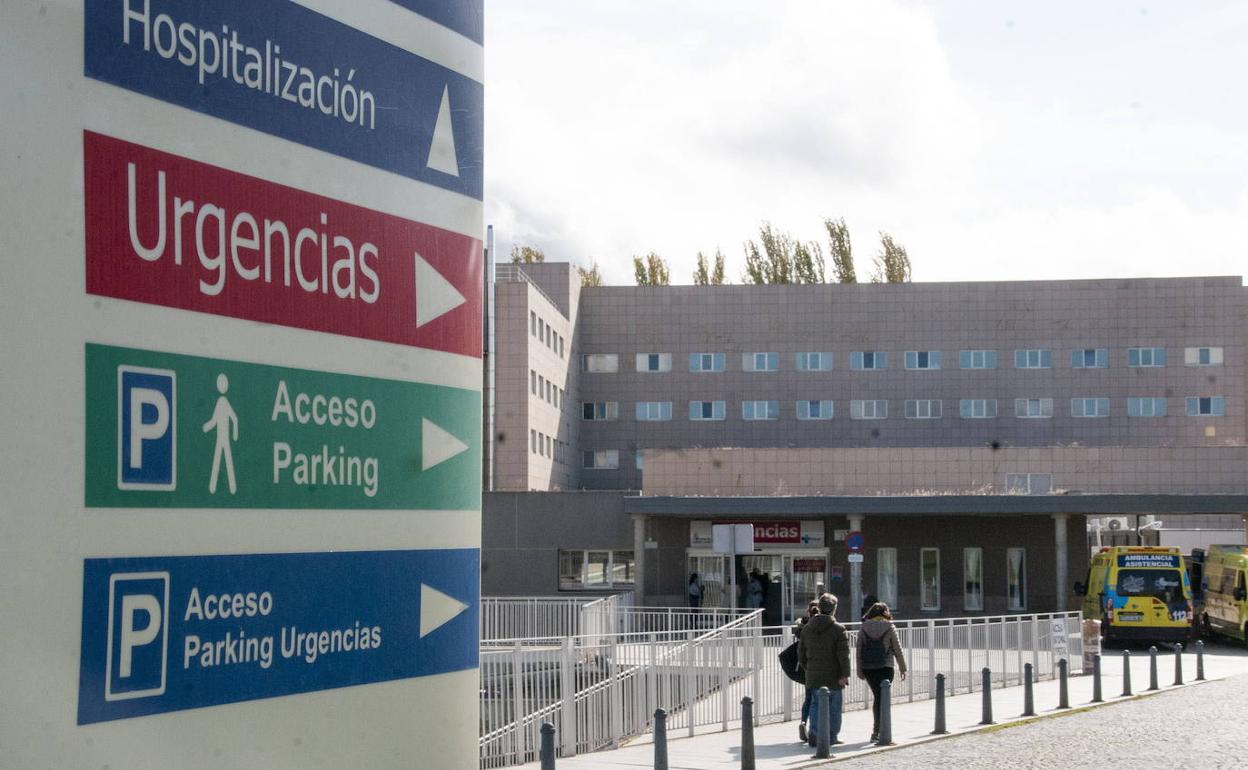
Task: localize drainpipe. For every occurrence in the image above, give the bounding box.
[483,225,496,491]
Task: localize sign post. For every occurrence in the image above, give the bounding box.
[1,1,483,767]
[846,530,865,618]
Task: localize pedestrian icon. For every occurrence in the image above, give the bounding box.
[203,373,238,494]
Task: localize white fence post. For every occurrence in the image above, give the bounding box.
[685,629,696,738]
[781,625,793,722]
[510,643,525,765]
[560,637,576,757]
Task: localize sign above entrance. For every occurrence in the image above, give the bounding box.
[691,520,825,548]
[711,524,753,555]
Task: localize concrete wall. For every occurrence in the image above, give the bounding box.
[642,446,1248,497]
[481,491,633,595]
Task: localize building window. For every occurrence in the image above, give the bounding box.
[582,450,620,470]
[964,548,984,612]
[530,429,537,454]
[905,351,942,370]
[689,400,727,421]
[1007,548,1026,611]
[742,400,779,420]
[850,399,887,420]
[581,353,619,373]
[1185,346,1224,367]
[903,399,942,419]
[635,401,673,421]
[877,548,898,608]
[959,350,997,369]
[558,336,564,358]
[582,402,619,421]
[545,434,552,457]
[1071,348,1108,368]
[690,352,726,372]
[1014,349,1052,369]
[530,311,536,336]
[634,451,644,470]
[1014,398,1053,418]
[959,399,997,419]
[1127,397,1167,417]
[1071,397,1110,418]
[796,400,834,420]
[530,370,537,395]
[742,352,779,372]
[850,351,887,370]
[559,549,635,590]
[1006,473,1053,495]
[1186,396,1226,416]
[636,353,672,373]
[921,548,940,611]
[1127,347,1165,367]
[796,352,832,371]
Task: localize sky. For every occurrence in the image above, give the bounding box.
[483,1,1248,285]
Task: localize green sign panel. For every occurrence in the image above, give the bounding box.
[86,344,479,510]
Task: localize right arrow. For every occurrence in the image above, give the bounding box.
[414,251,467,328]
[422,417,469,471]
[420,583,470,638]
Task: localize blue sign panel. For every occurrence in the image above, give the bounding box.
[117,365,176,490]
[78,549,479,724]
[388,0,483,45]
[84,0,483,199]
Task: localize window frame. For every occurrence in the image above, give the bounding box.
[1070,397,1110,418]
[581,353,619,373]
[877,548,898,608]
[636,353,672,373]
[796,399,834,420]
[741,400,780,421]
[689,400,727,421]
[850,399,888,420]
[1007,548,1027,611]
[559,549,636,590]
[796,352,832,371]
[904,399,943,419]
[1127,347,1165,368]
[1014,398,1054,418]
[690,352,726,372]
[1014,349,1052,369]
[581,449,620,470]
[920,548,941,611]
[959,350,998,370]
[959,399,998,419]
[963,547,984,612]
[1127,397,1167,417]
[635,401,673,421]
[904,350,942,370]
[743,352,779,372]
[1070,348,1109,369]
[851,351,887,370]
[582,401,619,421]
[1185,396,1226,417]
[1185,347,1224,367]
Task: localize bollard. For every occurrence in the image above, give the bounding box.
[1174,642,1184,686]
[1057,658,1070,709]
[979,668,994,725]
[540,722,556,770]
[653,709,668,770]
[1148,646,1159,691]
[1091,653,1103,703]
[1022,663,1035,716]
[931,674,949,735]
[815,687,831,759]
[1196,640,1206,681]
[1121,650,1132,696]
[877,679,894,745]
[740,698,755,770]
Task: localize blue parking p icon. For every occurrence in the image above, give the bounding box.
[105,572,169,701]
[117,366,175,490]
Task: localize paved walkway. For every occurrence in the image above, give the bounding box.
[521,642,1248,769]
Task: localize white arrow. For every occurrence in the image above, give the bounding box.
[420,583,470,638]
[422,417,469,471]
[426,84,460,177]
[414,251,466,327]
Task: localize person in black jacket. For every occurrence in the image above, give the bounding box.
[790,601,819,742]
[798,593,851,747]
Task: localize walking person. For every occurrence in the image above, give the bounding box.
[856,602,907,743]
[687,573,702,611]
[792,601,819,742]
[798,593,850,749]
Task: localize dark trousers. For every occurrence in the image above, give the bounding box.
[864,667,894,735]
[800,687,813,723]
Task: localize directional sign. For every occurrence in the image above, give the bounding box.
[84,132,481,356]
[846,531,866,552]
[77,548,478,724]
[86,343,479,509]
[84,0,484,198]
[847,553,864,564]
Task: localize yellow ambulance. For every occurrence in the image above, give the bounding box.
[1200,544,1248,643]
[1076,546,1192,644]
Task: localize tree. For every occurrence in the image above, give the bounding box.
[510,245,545,264]
[871,232,912,283]
[742,223,823,284]
[577,261,603,287]
[823,217,856,283]
[693,250,727,285]
[632,252,671,286]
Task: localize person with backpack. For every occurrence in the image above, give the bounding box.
[798,593,850,748]
[856,602,907,743]
[789,601,819,742]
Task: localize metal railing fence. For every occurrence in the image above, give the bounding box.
[478,610,1083,769]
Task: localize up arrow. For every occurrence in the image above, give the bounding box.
[426,85,460,177]
[414,251,466,327]
[420,584,469,638]
[422,417,469,471]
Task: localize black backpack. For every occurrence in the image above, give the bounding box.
[861,630,889,669]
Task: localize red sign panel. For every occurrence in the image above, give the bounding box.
[84,131,481,357]
[792,559,825,573]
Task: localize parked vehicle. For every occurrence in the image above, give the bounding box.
[1075,546,1192,644]
[1199,544,1248,644]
